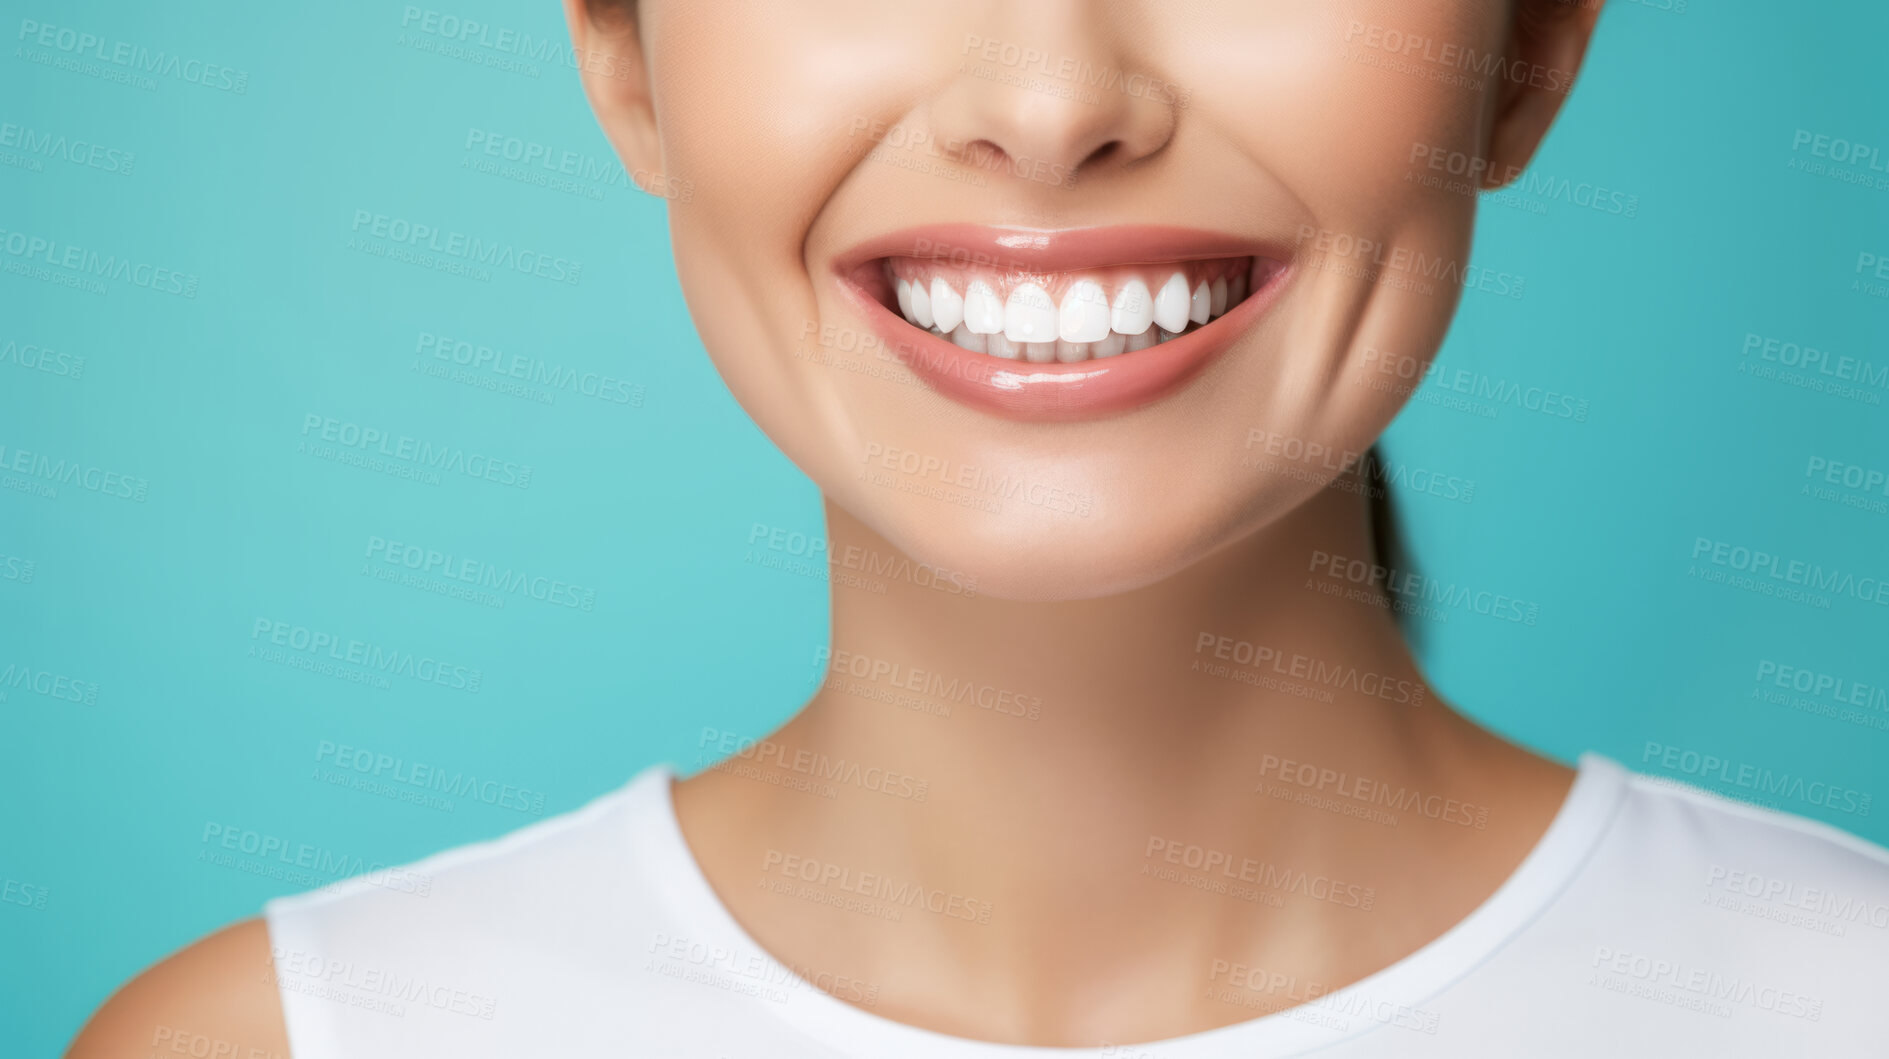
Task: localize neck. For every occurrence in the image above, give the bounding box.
[675,474,1570,1045]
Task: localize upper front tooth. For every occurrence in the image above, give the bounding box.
[1153,272,1192,332]
[1189,281,1211,325]
[910,280,934,328]
[964,280,1005,334]
[1059,279,1111,343]
[1004,283,1057,343]
[895,278,915,322]
[1210,277,1228,317]
[930,278,963,333]
[1111,278,1154,335]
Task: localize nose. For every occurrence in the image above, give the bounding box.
[927,4,1178,186]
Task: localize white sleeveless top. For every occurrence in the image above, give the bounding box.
[263,754,1889,1057]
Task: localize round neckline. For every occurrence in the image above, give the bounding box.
[623,753,1628,1056]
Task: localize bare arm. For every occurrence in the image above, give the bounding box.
[66,918,292,1059]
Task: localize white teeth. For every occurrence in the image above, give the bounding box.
[985,331,1021,359]
[1004,283,1057,344]
[930,278,963,334]
[894,262,1257,363]
[1058,279,1111,343]
[964,280,1005,335]
[1154,272,1192,333]
[1110,278,1154,336]
[911,281,934,328]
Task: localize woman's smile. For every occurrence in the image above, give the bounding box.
[835,224,1295,419]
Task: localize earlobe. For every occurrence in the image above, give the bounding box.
[561,0,665,193]
[1480,2,1604,190]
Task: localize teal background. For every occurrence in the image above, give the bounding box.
[3,1,1886,1052]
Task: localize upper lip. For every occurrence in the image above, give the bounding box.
[831,223,1294,277]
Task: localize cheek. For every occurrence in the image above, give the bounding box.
[645,2,963,459]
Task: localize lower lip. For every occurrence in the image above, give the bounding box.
[839,263,1291,421]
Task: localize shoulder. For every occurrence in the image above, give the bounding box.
[66,918,291,1059]
[1611,763,1889,909]
[1551,757,1889,1023]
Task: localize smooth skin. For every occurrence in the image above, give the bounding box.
[71,1,1601,1052]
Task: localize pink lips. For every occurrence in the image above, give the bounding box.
[833,225,1292,421]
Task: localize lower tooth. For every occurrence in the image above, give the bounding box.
[1024,342,1058,364]
[950,324,987,354]
[1124,329,1160,353]
[1092,332,1126,358]
[986,332,1022,359]
[1055,339,1092,363]
[1158,327,1184,343]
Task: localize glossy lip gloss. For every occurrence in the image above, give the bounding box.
[833,225,1294,421]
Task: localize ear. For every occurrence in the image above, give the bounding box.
[562,0,665,188]
[1482,1,1604,189]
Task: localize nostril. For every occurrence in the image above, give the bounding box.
[1081,141,1122,168]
